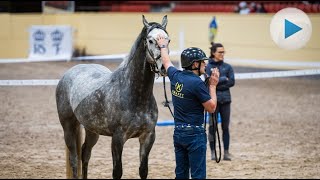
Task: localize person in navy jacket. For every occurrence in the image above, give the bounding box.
[156,34,220,179]
[205,42,235,161]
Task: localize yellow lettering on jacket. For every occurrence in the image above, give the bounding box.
[172,89,184,98]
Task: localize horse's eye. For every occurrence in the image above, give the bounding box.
[149,40,153,44]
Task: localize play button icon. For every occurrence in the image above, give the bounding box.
[270,7,312,50]
[285,19,302,39]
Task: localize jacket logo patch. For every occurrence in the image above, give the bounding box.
[175,82,183,92]
[172,82,184,98]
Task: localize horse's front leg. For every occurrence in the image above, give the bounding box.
[138,129,156,179]
[111,130,125,179]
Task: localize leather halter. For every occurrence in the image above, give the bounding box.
[144,24,168,75]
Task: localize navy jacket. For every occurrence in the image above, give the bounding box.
[205,58,235,103]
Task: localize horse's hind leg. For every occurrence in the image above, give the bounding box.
[56,81,82,178]
[81,129,99,179]
[60,114,81,179]
[138,130,155,179]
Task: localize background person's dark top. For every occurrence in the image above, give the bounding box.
[205,59,235,103]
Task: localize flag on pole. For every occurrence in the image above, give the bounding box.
[209,16,218,43]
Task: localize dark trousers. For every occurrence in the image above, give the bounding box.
[208,102,231,151]
[173,126,207,179]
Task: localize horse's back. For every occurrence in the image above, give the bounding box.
[57,64,112,111]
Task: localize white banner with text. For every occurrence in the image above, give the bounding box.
[28,25,73,61]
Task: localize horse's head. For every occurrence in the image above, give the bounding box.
[143,15,170,76]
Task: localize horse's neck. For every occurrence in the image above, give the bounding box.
[126,53,155,97]
[118,42,155,103]
[113,32,155,106]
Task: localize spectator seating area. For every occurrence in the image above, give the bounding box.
[264,2,320,13]
[172,4,236,12]
[30,1,320,13]
[2,1,319,13]
[98,1,320,13]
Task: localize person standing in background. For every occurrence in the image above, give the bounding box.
[206,42,235,161]
[238,1,251,14]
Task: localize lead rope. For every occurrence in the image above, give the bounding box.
[212,111,222,163]
[205,76,221,163]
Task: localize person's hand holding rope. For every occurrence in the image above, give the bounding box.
[209,68,220,87]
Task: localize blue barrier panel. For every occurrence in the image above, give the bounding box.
[156,113,221,127]
[156,120,175,126]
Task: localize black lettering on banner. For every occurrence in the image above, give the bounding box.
[33,29,46,55]
[33,44,46,54]
[51,29,64,55]
[52,43,61,55]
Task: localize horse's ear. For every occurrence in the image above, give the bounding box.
[142,15,151,28]
[161,15,168,29]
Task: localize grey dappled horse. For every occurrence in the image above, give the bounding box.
[56,15,169,179]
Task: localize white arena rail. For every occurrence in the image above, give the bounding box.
[1,69,320,86]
